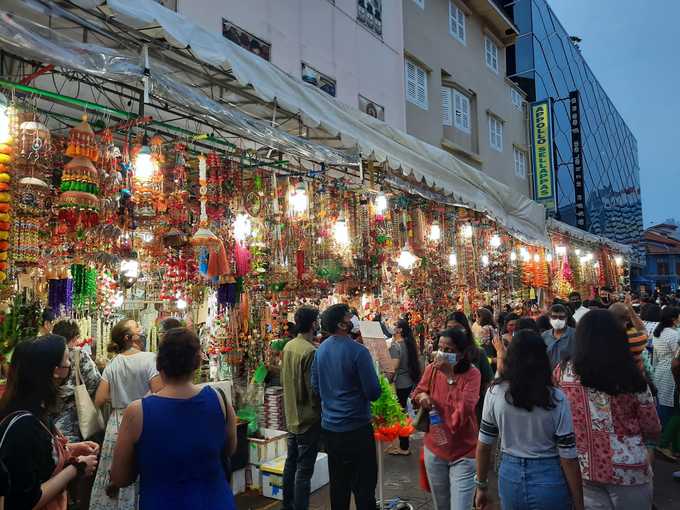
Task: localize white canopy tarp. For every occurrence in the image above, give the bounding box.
[65,0,550,245]
[547,218,632,254]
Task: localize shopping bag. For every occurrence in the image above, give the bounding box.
[74,349,104,439]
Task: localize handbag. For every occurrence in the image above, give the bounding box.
[413,366,437,433]
[215,387,232,480]
[73,349,104,439]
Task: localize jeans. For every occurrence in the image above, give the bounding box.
[395,386,413,450]
[423,447,475,510]
[282,423,321,510]
[583,481,652,510]
[657,404,674,429]
[498,454,571,510]
[323,424,377,510]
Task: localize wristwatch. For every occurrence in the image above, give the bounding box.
[473,475,488,490]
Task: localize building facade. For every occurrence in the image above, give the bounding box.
[634,223,680,294]
[506,0,643,252]
[174,0,406,131]
[402,0,531,197]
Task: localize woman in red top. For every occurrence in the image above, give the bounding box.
[412,327,481,510]
[555,309,661,510]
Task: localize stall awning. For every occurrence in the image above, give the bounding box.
[56,0,549,244]
[547,218,633,254]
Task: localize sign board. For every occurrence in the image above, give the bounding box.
[530,100,556,211]
[359,320,396,373]
[569,90,587,229]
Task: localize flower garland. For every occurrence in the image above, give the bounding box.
[371,374,414,442]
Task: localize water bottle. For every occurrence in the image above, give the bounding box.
[429,409,448,446]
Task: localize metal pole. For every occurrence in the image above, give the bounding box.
[377,440,384,510]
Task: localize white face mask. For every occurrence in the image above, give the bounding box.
[550,319,566,330]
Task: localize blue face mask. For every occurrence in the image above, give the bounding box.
[438,351,458,366]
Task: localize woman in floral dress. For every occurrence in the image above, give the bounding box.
[556,310,660,510]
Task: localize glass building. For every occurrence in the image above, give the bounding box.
[504,0,643,257]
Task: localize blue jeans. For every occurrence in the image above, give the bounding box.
[423,447,476,510]
[498,454,571,510]
[282,423,321,510]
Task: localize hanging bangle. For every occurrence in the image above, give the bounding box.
[474,475,488,489]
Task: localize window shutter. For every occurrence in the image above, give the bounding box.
[405,61,416,102]
[416,67,427,108]
[441,88,452,126]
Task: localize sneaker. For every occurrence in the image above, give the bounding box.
[656,446,678,461]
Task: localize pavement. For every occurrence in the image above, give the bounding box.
[236,437,680,510]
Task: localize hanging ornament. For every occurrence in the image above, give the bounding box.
[65,114,99,162]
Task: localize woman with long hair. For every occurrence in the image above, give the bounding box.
[89,319,163,510]
[475,330,583,510]
[652,306,680,460]
[110,328,237,510]
[556,310,660,509]
[412,327,480,510]
[446,312,493,424]
[475,308,498,368]
[0,336,99,510]
[387,319,421,455]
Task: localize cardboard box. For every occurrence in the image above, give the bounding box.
[230,468,246,495]
[260,453,329,501]
[248,428,288,465]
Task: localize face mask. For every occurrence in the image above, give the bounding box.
[550,319,566,330]
[437,351,457,366]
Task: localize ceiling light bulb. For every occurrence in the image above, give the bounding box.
[555,246,567,256]
[290,182,308,214]
[533,253,540,263]
[429,220,441,242]
[234,213,252,242]
[374,192,388,215]
[333,217,350,246]
[510,251,517,261]
[481,254,490,267]
[575,248,582,256]
[461,224,473,239]
[546,253,553,263]
[397,244,418,270]
[176,297,187,310]
[489,234,501,249]
[120,259,139,279]
[134,145,155,183]
[614,256,623,266]
[449,251,458,267]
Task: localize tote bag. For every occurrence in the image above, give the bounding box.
[74,349,104,439]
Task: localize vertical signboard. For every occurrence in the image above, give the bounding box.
[530,100,556,211]
[569,90,586,229]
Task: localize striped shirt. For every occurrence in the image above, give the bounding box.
[627,327,648,372]
[478,382,577,459]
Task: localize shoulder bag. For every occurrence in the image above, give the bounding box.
[215,387,232,481]
[74,349,104,439]
[413,366,437,433]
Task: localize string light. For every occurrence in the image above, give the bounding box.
[461,224,473,239]
[449,251,458,267]
[614,255,623,266]
[374,192,388,215]
[0,93,9,144]
[397,243,418,270]
[533,253,540,263]
[510,251,517,262]
[555,246,567,256]
[520,247,530,262]
[481,254,490,267]
[546,252,553,263]
[575,248,582,256]
[233,213,252,242]
[585,252,594,261]
[429,220,441,242]
[333,216,350,246]
[290,182,308,214]
[489,234,501,249]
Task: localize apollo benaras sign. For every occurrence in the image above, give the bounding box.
[530,100,556,211]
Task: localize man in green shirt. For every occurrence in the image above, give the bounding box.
[282,305,321,510]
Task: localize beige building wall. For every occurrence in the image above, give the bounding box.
[403,0,531,197]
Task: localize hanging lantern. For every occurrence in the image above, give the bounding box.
[449,251,458,267]
[546,252,553,263]
[510,251,517,262]
[614,255,623,266]
[289,182,309,215]
[489,233,501,249]
[333,215,350,246]
[555,245,567,256]
[429,220,441,242]
[134,135,156,184]
[120,257,139,279]
[374,191,388,215]
[461,223,473,239]
[533,253,540,263]
[397,243,418,270]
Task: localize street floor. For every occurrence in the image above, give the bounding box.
[235,437,680,510]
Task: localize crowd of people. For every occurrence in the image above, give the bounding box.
[0,287,678,510]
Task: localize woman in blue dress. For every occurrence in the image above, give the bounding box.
[109,327,236,510]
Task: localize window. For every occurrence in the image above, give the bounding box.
[513,147,527,178]
[676,262,680,275]
[658,261,669,275]
[413,0,425,7]
[359,95,385,120]
[485,36,499,73]
[488,115,503,151]
[405,60,428,109]
[301,63,336,97]
[448,2,466,44]
[511,88,522,109]
[358,0,382,36]
[222,19,271,61]
[442,87,471,132]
